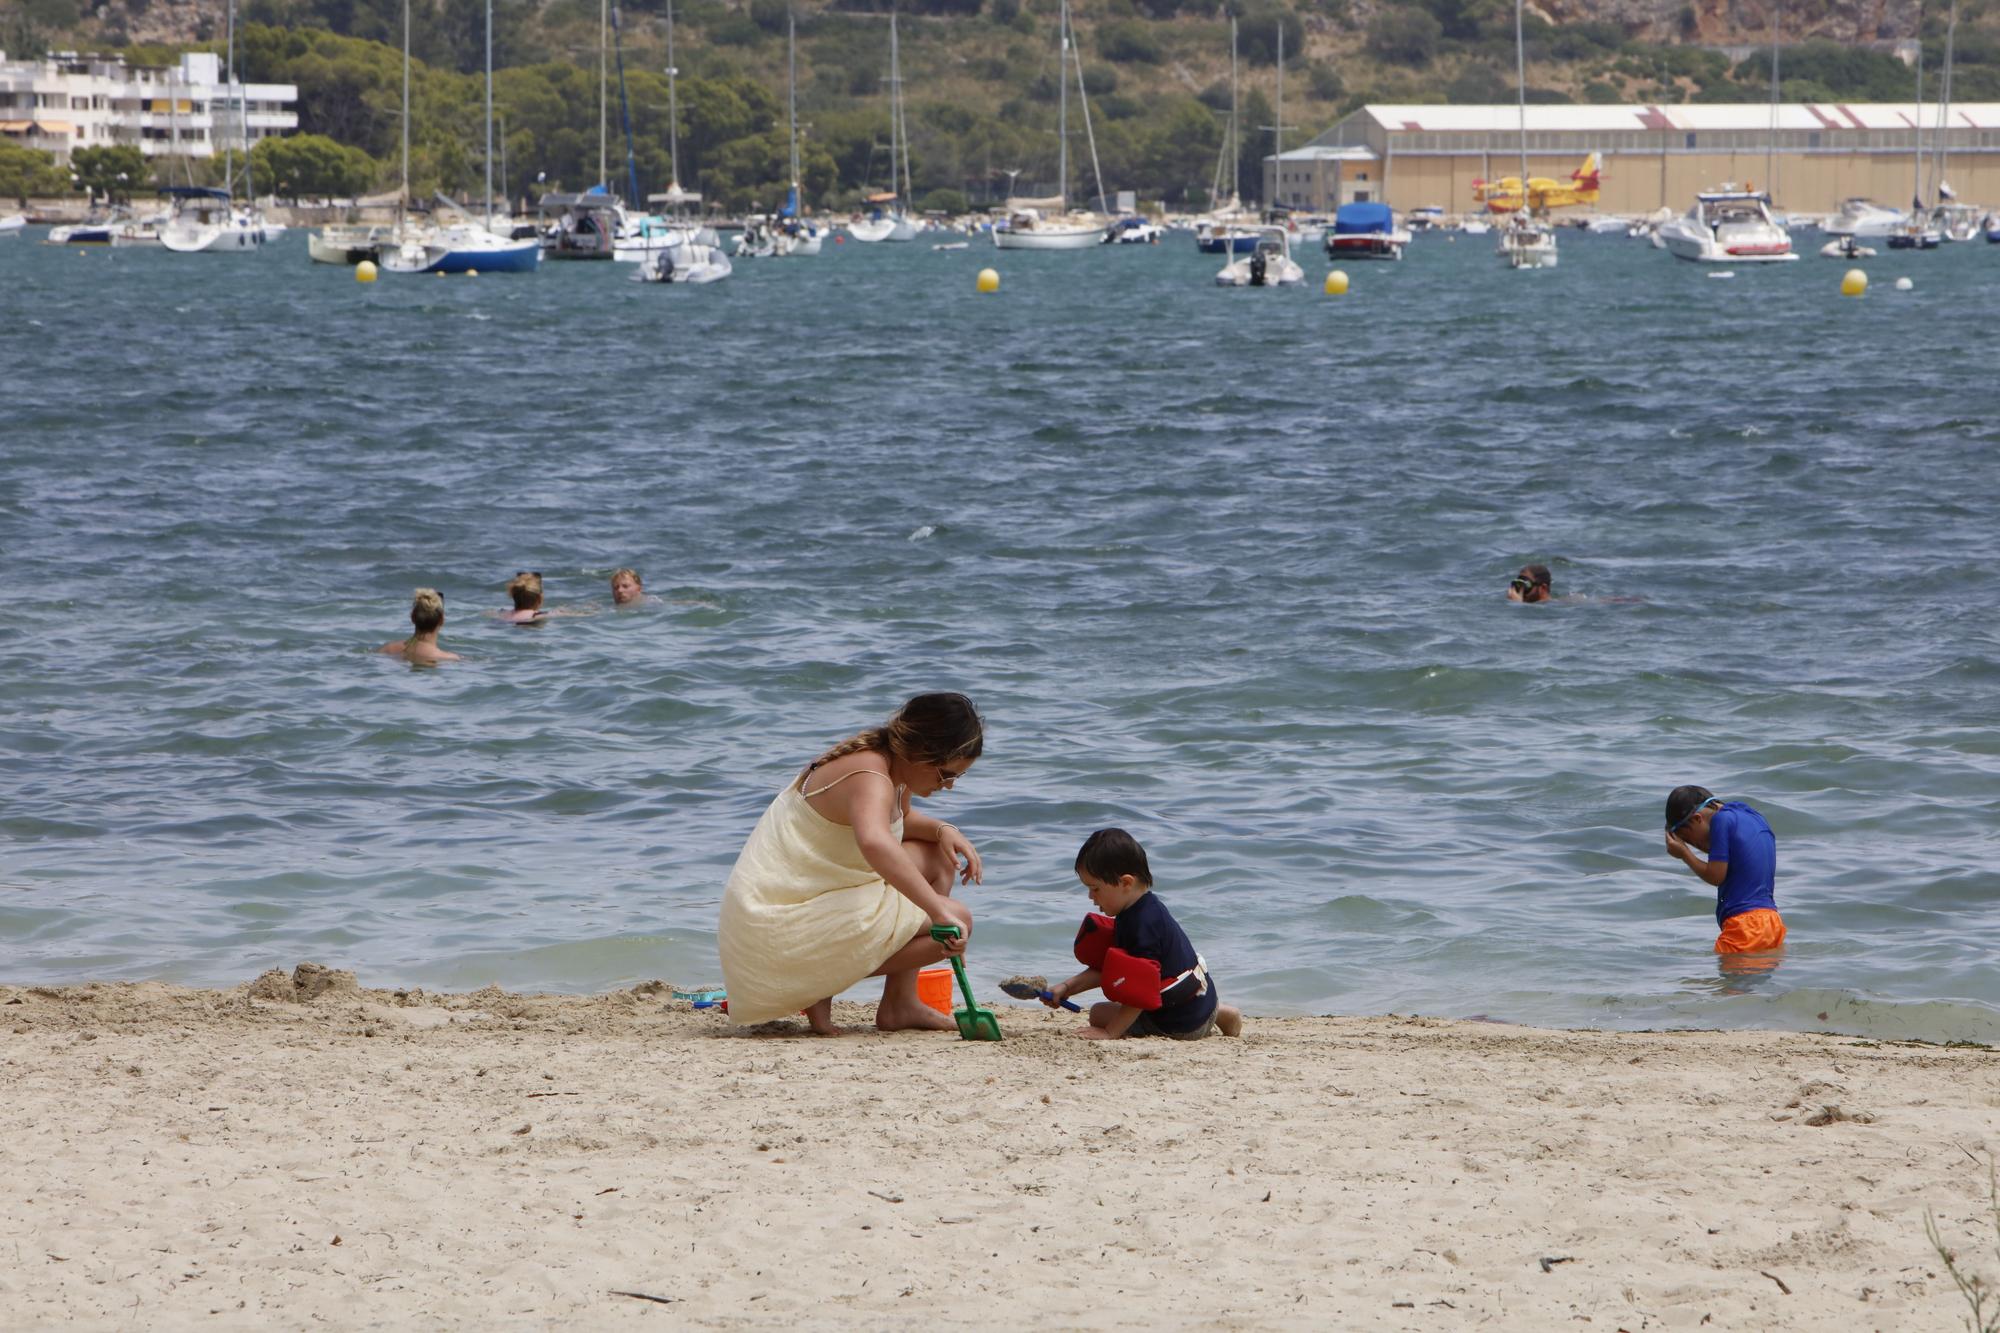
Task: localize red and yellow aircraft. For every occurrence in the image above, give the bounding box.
[1472,153,1602,214]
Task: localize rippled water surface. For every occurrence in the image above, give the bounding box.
[3,228,1997,1040]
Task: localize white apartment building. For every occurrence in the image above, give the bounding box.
[0,49,297,163]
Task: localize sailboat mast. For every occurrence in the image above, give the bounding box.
[666,0,680,186]
[224,0,237,198]
[1514,0,1528,208]
[1937,0,1957,202]
[1229,16,1238,205]
[789,9,802,187]
[399,0,410,235]
[599,0,609,187]
[1912,2,1925,210]
[1275,22,1284,165]
[1765,0,1779,202]
[485,0,494,227]
[1058,0,1069,209]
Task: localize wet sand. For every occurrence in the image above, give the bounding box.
[5,965,1996,1328]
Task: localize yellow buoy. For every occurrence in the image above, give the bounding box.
[1840,268,1867,297]
[976,267,1000,294]
[355,259,378,283]
[436,269,447,278]
[1324,269,1350,296]
[465,268,478,277]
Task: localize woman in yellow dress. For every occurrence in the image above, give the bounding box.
[718,693,985,1035]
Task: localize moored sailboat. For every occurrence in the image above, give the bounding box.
[993,0,1107,249]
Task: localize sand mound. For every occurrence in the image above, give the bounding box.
[244,961,361,1003]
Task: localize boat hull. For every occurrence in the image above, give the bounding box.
[993,225,1106,250]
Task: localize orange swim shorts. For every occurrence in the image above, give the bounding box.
[1715,908,1787,954]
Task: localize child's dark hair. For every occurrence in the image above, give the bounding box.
[1075,828,1153,887]
[1664,785,1716,831]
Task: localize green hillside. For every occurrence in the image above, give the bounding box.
[7,0,1989,210]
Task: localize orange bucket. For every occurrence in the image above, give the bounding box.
[916,967,955,1014]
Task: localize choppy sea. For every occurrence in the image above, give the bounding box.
[2,225,1996,1042]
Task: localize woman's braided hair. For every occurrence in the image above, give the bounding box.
[800,692,984,787]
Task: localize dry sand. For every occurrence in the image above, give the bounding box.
[5,964,1998,1330]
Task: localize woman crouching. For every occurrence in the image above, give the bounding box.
[718,692,984,1035]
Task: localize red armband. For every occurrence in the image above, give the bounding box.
[1100,948,1165,1010]
[1073,913,1116,969]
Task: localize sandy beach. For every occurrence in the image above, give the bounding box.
[5,965,1996,1329]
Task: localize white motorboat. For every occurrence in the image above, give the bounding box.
[157,187,274,253]
[308,222,399,264]
[636,240,731,284]
[1102,216,1163,244]
[1819,236,1876,259]
[1496,211,1558,268]
[1822,198,1905,238]
[0,214,24,235]
[1657,190,1796,262]
[1459,217,1492,236]
[1407,205,1445,232]
[1324,201,1410,260]
[849,205,921,243]
[1214,226,1303,287]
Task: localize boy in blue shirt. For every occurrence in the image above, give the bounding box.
[1663,786,1786,954]
[1045,829,1242,1040]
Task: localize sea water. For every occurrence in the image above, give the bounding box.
[2,229,1996,1042]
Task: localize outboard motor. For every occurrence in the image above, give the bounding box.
[1249,250,1268,287]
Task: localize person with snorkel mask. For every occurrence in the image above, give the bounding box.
[1664,786,1786,955]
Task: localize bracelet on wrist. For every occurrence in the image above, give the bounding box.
[934,822,958,844]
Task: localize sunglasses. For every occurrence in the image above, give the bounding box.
[1511,577,1546,595]
[1667,798,1717,834]
[935,762,967,789]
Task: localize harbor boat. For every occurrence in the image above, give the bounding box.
[1985,211,2000,242]
[1819,235,1877,259]
[848,13,920,244]
[1192,17,1256,254]
[1102,216,1163,244]
[1496,211,1558,268]
[158,186,272,253]
[1930,199,1982,242]
[1324,201,1410,261]
[162,0,275,255]
[540,189,625,259]
[1495,0,1554,269]
[849,195,921,244]
[47,213,119,244]
[0,214,24,235]
[1214,225,1303,287]
[1407,205,1445,232]
[1821,198,1904,238]
[993,0,1109,249]
[636,237,731,284]
[1657,190,1796,262]
[737,10,825,258]
[307,222,397,265]
[1885,208,1942,249]
[1459,217,1492,236]
[383,220,542,274]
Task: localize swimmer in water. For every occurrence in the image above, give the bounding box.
[609,567,646,606]
[497,570,547,624]
[1506,564,1553,603]
[379,588,461,664]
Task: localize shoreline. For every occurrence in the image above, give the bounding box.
[7,965,1998,1328]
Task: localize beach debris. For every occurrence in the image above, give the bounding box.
[1760,1270,1792,1295]
[512,1124,532,1136]
[596,1187,619,1196]
[1803,1104,1875,1127]
[1539,1256,1575,1273]
[610,1290,678,1305]
[867,1190,904,1203]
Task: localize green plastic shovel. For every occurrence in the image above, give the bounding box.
[929,925,1002,1041]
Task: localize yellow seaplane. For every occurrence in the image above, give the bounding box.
[1473,153,1602,215]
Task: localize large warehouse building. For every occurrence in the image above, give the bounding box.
[1266,103,2000,216]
